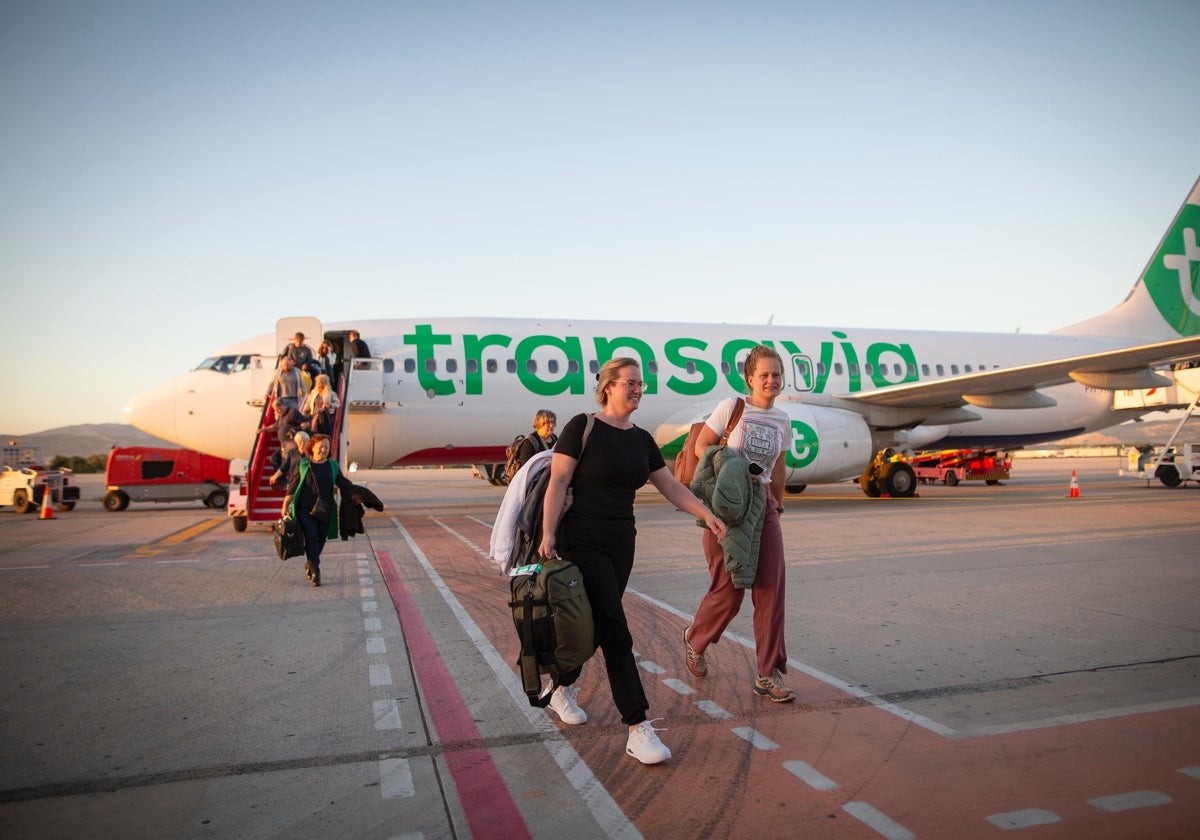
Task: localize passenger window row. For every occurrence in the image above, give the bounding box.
[401,358,743,376]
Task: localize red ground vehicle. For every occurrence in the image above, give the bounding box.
[910,449,1011,486]
[103,447,230,511]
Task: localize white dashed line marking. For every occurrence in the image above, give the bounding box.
[694,700,733,720]
[1180,766,1200,781]
[360,587,374,597]
[986,808,1061,829]
[638,660,666,675]
[842,801,916,840]
[373,699,401,730]
[379,757,415,798]
[369,663,393,687]
[1087,790,1172,812]
[782,760,839,791]
[663,678,696,695]
[362,601,377,612]
[364,617,381,632]
[731,727,778,751]
[366,637,386,655]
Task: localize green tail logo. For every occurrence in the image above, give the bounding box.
[1143,203,1200,336]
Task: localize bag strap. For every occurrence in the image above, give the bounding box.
[719,398,745,445]
[580,413,595,455]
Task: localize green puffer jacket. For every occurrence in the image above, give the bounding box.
[689,445,767,589]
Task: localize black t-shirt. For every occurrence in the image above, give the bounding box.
[558,412,665,523]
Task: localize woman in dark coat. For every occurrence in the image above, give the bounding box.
[282,434,354,587]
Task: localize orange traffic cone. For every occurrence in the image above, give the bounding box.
[39,488,56,519]
[1067,470,1080,498]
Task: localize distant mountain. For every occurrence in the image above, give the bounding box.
[2,424,177,459]
[1032,416,1194,449]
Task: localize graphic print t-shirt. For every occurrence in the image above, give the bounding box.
[704,396,790,475]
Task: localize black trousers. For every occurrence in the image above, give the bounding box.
[298,511,327,571]
[559,517,648,726]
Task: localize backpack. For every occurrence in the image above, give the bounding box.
[503,433,544,483]
[674,398,745,489]
[506,414,595,706]
[510,553,595,706]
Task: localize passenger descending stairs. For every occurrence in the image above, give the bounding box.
[231,371,349,532]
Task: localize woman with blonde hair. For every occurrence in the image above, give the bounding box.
[539,357,725,765]
[303,373,341,436]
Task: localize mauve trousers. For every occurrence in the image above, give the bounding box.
[689,499,788,678]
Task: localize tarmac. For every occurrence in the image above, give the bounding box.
[0,457,1198,839]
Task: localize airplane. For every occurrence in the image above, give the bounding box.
[125,176,1200,501]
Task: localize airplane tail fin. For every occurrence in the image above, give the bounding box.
[1056,176,1200,340]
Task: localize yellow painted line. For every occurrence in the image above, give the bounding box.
[124,517,227,558]
[159,517,226,546]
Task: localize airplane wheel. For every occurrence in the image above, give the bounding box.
[785,484,807,494]
[1156,464,1182,488]
[207,489,228,509]
[232,515,248,532]
[13,489,31,514]
[944,471,959,487]
[881,462,917,497]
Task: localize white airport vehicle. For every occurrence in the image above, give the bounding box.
[124,177,1200,512]
[0,445,80,513]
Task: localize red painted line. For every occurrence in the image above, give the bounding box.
[376,550,531,840]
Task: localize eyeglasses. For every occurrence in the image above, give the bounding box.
[612,379,647,391]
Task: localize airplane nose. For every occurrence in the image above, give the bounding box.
[124,378,178,442]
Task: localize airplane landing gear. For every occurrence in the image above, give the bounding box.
[859,449,917,498]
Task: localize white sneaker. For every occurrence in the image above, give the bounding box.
[626,719,671,764]
[546,684,587,725]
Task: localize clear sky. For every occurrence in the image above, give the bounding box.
[2,1,1197,435]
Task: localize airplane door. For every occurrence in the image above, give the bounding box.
[789,354,815,392]
[248,355,276,404]
[276,317,323,358]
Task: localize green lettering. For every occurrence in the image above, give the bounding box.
[814,341,833,393]
[664,338,716,396]
[833,331,861,392]
[788,420,819,468]
[404,324,454,396]
[593,336,657,392]
[463,333,512,395]
[866,342,918,387]
[720,339,757,394]
[516,335,585,396]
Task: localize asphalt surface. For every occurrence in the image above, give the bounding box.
[0,457,1197,839]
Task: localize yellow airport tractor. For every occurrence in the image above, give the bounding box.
[858,448,917,498]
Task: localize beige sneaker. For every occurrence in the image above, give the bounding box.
[626,719,671,764]
[683,626,707,677]
[753,669,796,703]
[546,684,587,725]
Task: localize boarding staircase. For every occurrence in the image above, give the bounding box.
[230,373,349,531]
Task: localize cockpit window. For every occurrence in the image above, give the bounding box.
[195,355,250,374]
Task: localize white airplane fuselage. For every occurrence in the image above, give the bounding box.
[123,319,1129,486]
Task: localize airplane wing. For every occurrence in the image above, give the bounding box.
[839,335,1200,410]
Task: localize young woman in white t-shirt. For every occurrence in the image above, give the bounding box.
[683,344,796,702]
